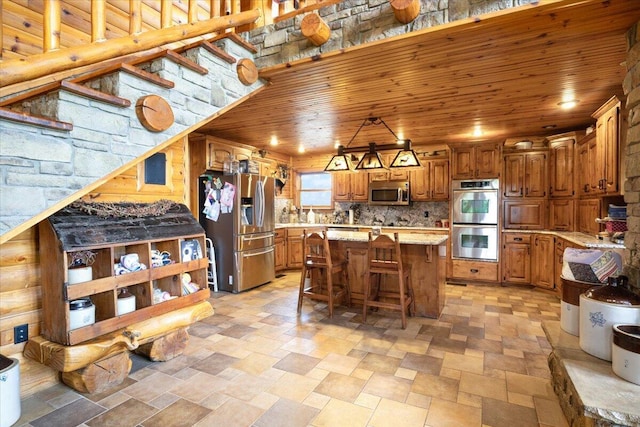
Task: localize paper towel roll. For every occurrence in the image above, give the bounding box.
[348,210,354,225]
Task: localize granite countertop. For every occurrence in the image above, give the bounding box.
[502,229,625,249]
[325,230,448,245]
[276,223,448,232]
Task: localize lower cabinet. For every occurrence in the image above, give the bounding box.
[531,234,555,289]
[450,259,498,283]
[286,229,304,269]
[275,228,287,272]
[502,233,531,284]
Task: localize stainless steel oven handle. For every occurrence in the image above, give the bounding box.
[242,247,274,258]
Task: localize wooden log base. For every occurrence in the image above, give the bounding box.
[136,95,174,132]
[61,350,132,394]
[301,13,331,46]
[23,301,213,372]
[237,58,259,85]
[390,0,420,24]
[135,327,189,361]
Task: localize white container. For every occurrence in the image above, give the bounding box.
[69,298,95,330]
[67,266,92,284]
[560,277,603,336]
[579,293,640,361]
[612,324,640,385]
[0,355,20,427]
[116,289,136,315]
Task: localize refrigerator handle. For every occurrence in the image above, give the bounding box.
[256,178,265,227]
[242,247,274,257]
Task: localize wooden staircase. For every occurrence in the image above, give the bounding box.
[0,31,262,242]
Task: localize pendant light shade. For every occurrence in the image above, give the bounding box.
[355,143,386,170]
[389,140,422,169]
[324,146,353,172]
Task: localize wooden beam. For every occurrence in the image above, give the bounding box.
[43,0,61,53]
[91,0,107,42]
[129,0,142,34]
[0,9,261,87]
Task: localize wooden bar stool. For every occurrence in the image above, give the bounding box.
[297,229,349,318]
[362,232,415,329]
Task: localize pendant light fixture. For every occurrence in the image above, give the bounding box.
[324,117,421,172]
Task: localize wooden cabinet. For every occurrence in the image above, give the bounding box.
[576,135,592,196]
[548,134,577,198]
[39,204,210,346]
[593,96,622,195]
[450,259,499,283]
[577,198,601,235]
[333,172,368,202]
[531,234,554,289]
[576,97,623,197]
[410,158,449,201]
[203,136,252,171]
[502,151,547,198]
[503,200,546,230]
[274,228,287,272]
[502,233,530,284]
[451,143,500,179]
[286,228,304,269]
[548,199,574,231]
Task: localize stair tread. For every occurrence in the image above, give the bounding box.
[0,106,73,131]
[209,32,257,54]
[128,49,209,75]
[60,81,131,107]
[174,40,236,64]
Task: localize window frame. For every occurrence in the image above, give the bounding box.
[297,171,333,209]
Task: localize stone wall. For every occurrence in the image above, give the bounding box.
[248,0,536,68]
[623,21,640,290]
[0,40,263,238]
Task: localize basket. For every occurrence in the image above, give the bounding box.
[606,220,627,233]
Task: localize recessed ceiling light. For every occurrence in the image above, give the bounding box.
[558,100,579,109]
[542,124,557,129]
[298,144,305,153]
[270,136,278,146]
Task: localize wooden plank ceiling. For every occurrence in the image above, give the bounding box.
[198,0,640,157]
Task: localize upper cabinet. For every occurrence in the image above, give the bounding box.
[410,158,449,201]
[547,132,578,198]
[502,151,547,198]
[577,96,624,197]
[451,143,501,179]
[333,172,368,202]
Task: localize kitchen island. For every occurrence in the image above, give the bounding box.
[325,230,448,318]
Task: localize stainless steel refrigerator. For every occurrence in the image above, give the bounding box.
[199,172,275,292]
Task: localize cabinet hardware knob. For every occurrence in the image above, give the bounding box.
[514,237,522,241]
[470,269,479,273]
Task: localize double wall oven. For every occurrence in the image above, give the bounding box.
[451,179,499,261]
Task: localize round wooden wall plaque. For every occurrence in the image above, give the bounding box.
[135,95,174,132]
[237,58,258,86]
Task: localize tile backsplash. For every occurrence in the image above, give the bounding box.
[275,198,448,227]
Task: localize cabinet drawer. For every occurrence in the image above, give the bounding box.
[503,233,531,244]
[274,228,286,239]
[452,259,498,282]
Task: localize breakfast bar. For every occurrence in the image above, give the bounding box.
[325,230,448,318]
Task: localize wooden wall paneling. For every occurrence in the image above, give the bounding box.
[0,287,41,318]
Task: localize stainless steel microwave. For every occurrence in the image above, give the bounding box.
[368,180,410,206]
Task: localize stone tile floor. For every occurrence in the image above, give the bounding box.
[16,273,568,427]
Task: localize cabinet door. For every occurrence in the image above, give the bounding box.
[531,234,554,289]
[577,198,601,235]
[549,199,574,231]
[502,242,530,284]
[410,167,430,201]
[549,140,574,198]
[602,106,619,194]
[503,200,546,229]
[333,173,351,201]
[451,147,475,179]
[351,173,369,201]
[369,171,389,182]
[525,152,547,198]
[431,159,449,200]
[588,135,602,194]
[287,235,304,268]
[476,144,500,178]
[576,139,591,196]
[503,154,524,197]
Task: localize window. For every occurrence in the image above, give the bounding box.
[299,172,332,208]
